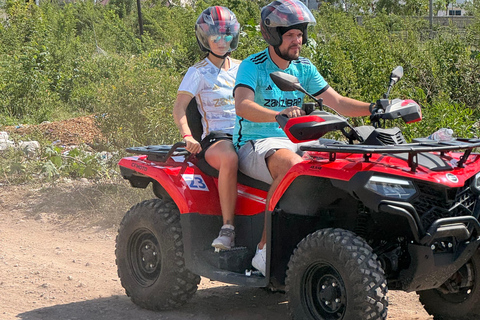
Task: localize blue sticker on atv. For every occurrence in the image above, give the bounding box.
[182,174,209,191]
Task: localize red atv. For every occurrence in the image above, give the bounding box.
[115,67,480,320]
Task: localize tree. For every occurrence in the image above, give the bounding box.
[376,0,429,15]
[320,0,373,14]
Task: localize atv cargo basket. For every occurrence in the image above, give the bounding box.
[300,138,480,172]
[126,142,188,162]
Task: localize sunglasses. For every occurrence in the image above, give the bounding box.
[209,34,234,43]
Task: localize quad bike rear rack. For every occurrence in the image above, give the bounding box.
[301,138,480,172]
[126,142,188,163]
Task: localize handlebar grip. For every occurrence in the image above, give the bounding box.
[302,102,316,115]
[376,99,390,110]
[275,113,289,130]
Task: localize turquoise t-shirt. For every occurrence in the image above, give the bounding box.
[233,48,329,148]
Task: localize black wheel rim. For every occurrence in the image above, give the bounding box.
[302,262,347,319]
[128,228,162,287]
[439,288,473,303]
[435,261,475,303]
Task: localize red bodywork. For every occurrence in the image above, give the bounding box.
[119,155,267,215]
[119,148,480,215]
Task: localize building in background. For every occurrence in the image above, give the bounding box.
[437,0,468,17]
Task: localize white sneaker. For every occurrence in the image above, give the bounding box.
[211,225,235,250]
[251,244,267,276]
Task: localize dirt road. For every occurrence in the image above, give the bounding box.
[0,182,433,320]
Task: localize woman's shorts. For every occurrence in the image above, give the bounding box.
[196,131,233,159]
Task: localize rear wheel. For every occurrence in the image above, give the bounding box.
[286,228,388,320]
[115,199,200,310]
[418,249,480,320]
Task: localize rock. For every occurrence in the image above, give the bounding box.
[0,131,14,151]
[18,140,40,156]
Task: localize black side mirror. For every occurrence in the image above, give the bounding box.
[269,72,304,92]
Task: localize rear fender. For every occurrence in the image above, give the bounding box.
[119,156,221,214]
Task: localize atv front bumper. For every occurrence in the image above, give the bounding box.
[380,201,480,291]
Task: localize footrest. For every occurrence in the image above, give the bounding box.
[202,246,253,274]
[217,246,253,273]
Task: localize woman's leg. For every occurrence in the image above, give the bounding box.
[205,140,238,249]
[204,140,238,225]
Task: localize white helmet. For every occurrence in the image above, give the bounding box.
[195,6,240,53]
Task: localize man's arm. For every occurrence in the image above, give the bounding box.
[317,87,371,118]
[235,86,305,122]
[235,87,277,122]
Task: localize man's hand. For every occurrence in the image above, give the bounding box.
[278,106,306,118]
[184,136,202,154]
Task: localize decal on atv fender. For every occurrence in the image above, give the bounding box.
[182,174,209,191]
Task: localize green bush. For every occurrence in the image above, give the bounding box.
[95,55,180,147]
[0,140,120,184]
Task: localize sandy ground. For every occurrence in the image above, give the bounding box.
[0,182,434,320]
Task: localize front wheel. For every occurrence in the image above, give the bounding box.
[418,249,480,320]
[286,228,388,320]
[115,199,200,310]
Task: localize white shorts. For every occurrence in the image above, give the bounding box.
[237,137,320,184]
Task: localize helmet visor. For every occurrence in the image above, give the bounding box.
[209,34,234,43]
[197,21,240,37]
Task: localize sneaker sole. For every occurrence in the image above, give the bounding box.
[211,243,233,250]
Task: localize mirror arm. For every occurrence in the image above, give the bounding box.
[384,87,391,99]
[296,86,325,111]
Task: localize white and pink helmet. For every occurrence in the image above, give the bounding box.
[195,6,241,53]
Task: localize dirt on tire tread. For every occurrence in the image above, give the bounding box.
[115,199,201,311]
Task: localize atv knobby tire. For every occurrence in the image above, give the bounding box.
[286,228,388,320]
[115,199,200,310]
[418,249,480,320]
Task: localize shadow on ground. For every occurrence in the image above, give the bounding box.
[17,285,290,320]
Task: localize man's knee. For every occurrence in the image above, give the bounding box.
[267,149,301,179]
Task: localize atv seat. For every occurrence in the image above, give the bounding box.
[186,98,271,192]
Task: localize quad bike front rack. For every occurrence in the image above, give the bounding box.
[301,138,480,172]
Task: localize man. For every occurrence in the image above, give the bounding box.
[233,0,372,276]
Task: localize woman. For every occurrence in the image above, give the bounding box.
[173,6,240,250]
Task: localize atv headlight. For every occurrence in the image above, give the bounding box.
[472,172,480,194]
[365,176,416,200]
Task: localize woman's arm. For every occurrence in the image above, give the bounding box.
[172,93,202,154]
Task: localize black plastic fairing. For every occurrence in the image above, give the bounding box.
[399,239,480,292]
[119,166,151,188]
[277,111,349,143]
[356,126,406,145]
[391,152,452,171]
[180,212,268,287]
